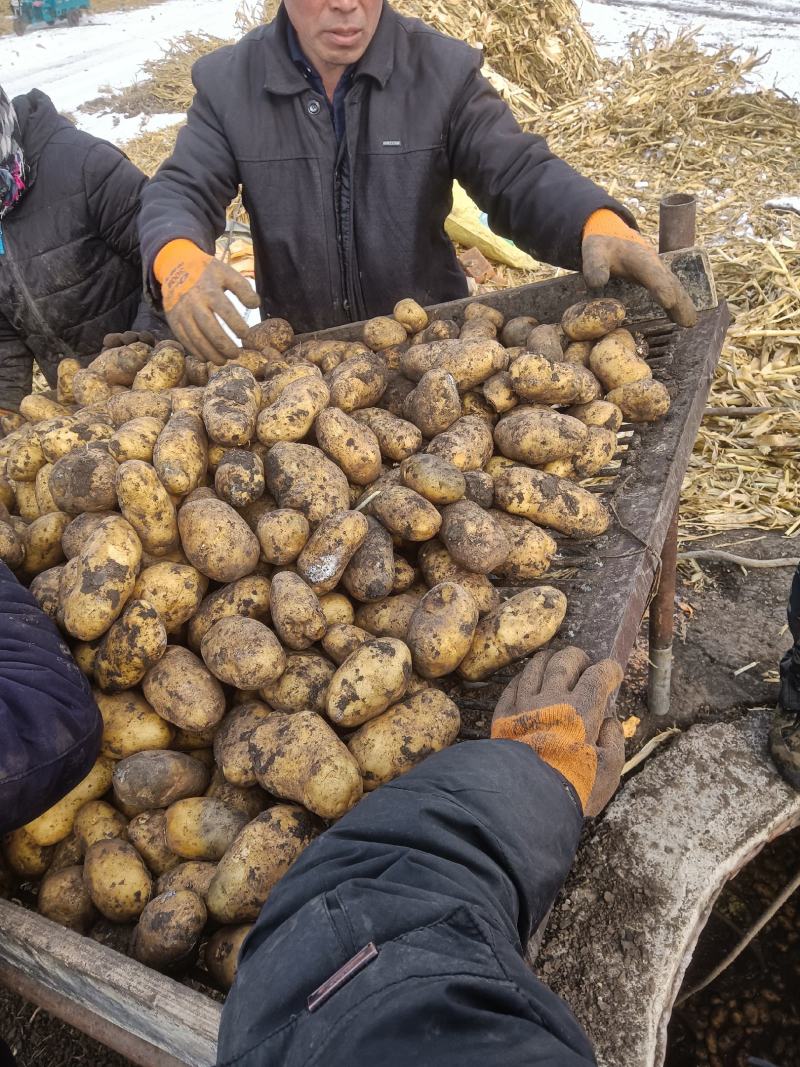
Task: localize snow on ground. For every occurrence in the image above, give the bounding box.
[577,0,800,99]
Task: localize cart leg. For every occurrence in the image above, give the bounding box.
[647,505,679,715]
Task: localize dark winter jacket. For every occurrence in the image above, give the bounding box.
[140,3,633,334]
[0,561,101,835]
[218,739,594,1066]
[0,90,162,409]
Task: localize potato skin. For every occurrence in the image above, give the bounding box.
[508,354,585,405]
[542,426,618,479]
[83,838,152,922]
[49,447,118,515]
[213,701,273,787]
[156,860,217,900]
[153,412,208,496]
[0,521,24,569]
[164,798,248,861]
[249,711,363,819]
[127,810,181,876]
[105,391,171,428]
[354,592,420,639]
[259,652,335,714]
[370,485,441,542]
[493,409,588,465]
[321,623,369,665]
[22,755,116,846]
[108,416,162,463]
[501,315,538,348]
[406,582,478,678]
[566,400,623,432]
[296,509,369,594]
[491,510,558,582]
[38,865,97,932]
[255,508,309,564]
[187,575,272,652]
[605,378,671,421]
[589,329,651,392]
[458,586,568,681]
[426,415,493,472]
[116,460,179,557]
[315,407,382,485]
[363,315,407,351]
[112,751,211,815]
[202,365,260,447]
[328,352,387,412]
[269,571,327,650]
[201,616,286,690]
[439,500,510,575]
[96,690,174,759]
[340,516,394,603]
[132,343,185,392]
[20,510,70,577]
[562,298,626,341]
[94,599,168,692]
[352,407,422,462]
[244,317,294,354]
[30,565,63,617]
[143,645,226,733]
[132,562,209,634]
[205,924,252,990]
[256,375,330,447]
[73,800,128,854]
[494,466,611,538]
[264,443,350,526]
[327,637,412,727]
[319,592,354,627]
[3,827,54,877]
[206,805,320,924]
[403,368,461,438]
[348,689,461,789]
[178,497,260,582]
[399,454,465,505]
[132,889,207,970]
[215,449,265,507]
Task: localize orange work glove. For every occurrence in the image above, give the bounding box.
[153,239,261,365]
[582,208,698,328]
[491,647,625,817]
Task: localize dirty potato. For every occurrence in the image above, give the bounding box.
[501,316,538,348]
[61,517,142,641]
[94,599,168,691]
[202,365,260,447]
[340,516,395,602]
[493,408,588,465]
[508,354,586,405]
[319,592,355,627]
[605,379,671,421]
[112,751,211,815]
[49,447,118,515]
[178,497,260,581]
[494,467,611,538]
[3,828,54,877]
[255,508,309,565]
[264,443,350,525]
[403,368,461,438]
[214,449,265,507]
[296,509,369,594]
[259,652,335,714]
[328,352,388,412]
[132,889,207,970]
[156,861,217,901]
[458,586,568,681]
[406,582,478,678]
[187,575,272,652]
[96,690,174,759]
[201,616,286,690]
[132,562,209,634]
[439,500,510,574]
[116,460,179,557]
[321,623,370,664]
[315,407,382,485]
[84,839,152,922]
[326,637,412,727]
[589,329,651,391]
[566,399,623,432]
[38,866,96,932]
[153,412,208,496]
[363,316,408,351]
[542,426,618,479]
[205,924,252,990]
[417,540,500,616]
[127,810,181,876]
[425,415,493,471]
[20,510,69,576]
[491,511,558,582]
[370,485,441,541]
[164,799,248,862]
[143,645,226,733]
[269,571,327,650]
[73,800,128,854]
[399,453,465,505]
[393,298,428,334]
[108,416,162,463]
[354,592,421,639]
[256,375,329,447]
[351,407,422,462]
[562,298,626,341]
[213,702,273,787]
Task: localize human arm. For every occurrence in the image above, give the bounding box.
[0,309,34,413]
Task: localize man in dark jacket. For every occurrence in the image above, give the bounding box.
[0,86,164,412]
[140,0,697,364]
[217,647,624,1066]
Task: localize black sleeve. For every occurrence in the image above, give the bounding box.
[449,68,636,270]
[83,141,148,264]
[0,310,34,412]
[0,562,102,835]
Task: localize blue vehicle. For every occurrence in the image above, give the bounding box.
[10,0,90,35]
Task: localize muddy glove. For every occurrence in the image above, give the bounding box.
[491,647,625,817]
[153,239,260,365]
[101,330,156,349]
[582,209,698,328]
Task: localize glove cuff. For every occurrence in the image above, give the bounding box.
[583,208,651,249]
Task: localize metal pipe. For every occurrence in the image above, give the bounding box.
[659,193,697,253]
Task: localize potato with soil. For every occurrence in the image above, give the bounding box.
[83,838,152,922]
[605,378,671,421]
[354,591,421,639]
[202,365,260,447]
[3,828,53,877]
[351,407,422,462]
[296,509,369,595]
[143,645,226,733]
[435,338,509,392]
[265,442,350,525]
[205,924,252,990]
[0,521,24,569]
[7,431,45,482]
[116,460,178,557]
[406,582,478,678]
[253,510,306,567]
[403,368,461,438]
[93,599,168,692]
[132,562,209,634]
[105,390,172,428]
[70,369,113,407]
[57,358,82,403]
[491,511,557,582]
[34,462,59,514]
[38,866,96,932]
[493,408,588,466]
[508,353,586,405]
[186,575,272,653]
[206,805,320,924]
[562,298,626,341]
[48,447,118,515]
[412,319,459,344]
[417,541,500,616]
[426,415,493,471]
[363,315,407,350]
[327,637,411,727]
[542,426,618,479]
[249,712,362,820]
[244,317,294,354]
[321,623,370,664]
[112,751,210,815]
[90,342,151,387]
[29,566,62,617]
[399,453,465,505]
[588,328,651,392]
[483,371,518,414]
[315,407,382,485]
[73,801,128,854]
[458,586,568,681]
[370,485,441,541]
[256,375,329,447]
[213,702,273,787]
[127,810,181,876]
[156,861,217,900]
[259,652,335,714]
[132,342,185,391]
[164,798,248,862]
[319,592,354,626]
[108,417,162,464]
[501,316,538,348]
[12,480,40,522]
[439,500,510,575]
[494,466,611,538]
[201,616,286,690]
[20,510,69,577]
[340,516,394,603]
[178,497,260,582]
[132,889,207,971]
[393,298,428,334]
[61,517,142,641]
[270,571,327,650]
[348,689,461,790]
[214,449,265,507]
[153,412,208,496]
[96,690,174,759]
[328,352,387,412]
[566,399,623,432]
[61,512,116,559]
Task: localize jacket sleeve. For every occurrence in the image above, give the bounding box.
[83,141,148,264]
[448,68,636,270]
[0,310,34,412]
[138,48,241,294]
[0,562,102,835]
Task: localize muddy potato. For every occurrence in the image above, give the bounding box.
[417,540,500,616]
[562,298,626,341]
[244,317,294,354]
[571,364,603,404]
[202,365,260,447]
[494,466,611,538]
[259,652,335,714]
[363,315,407,351]
[542,426,618,479]
[339,517,393,602]
[178,497,260,581]
[493,408,588,466]
[406,582,478,678]
[84,838,152,921]
[57,358,82,404]
[380,372,416,417]
[187,575,272,651]
[256,375,329,447]
[156,861,217,900]
[319,592,355,627]
[20,510,69,576]
[152,412,208,496]
[508,353,585,405]
[215,449,265,507]
[399,453,465,505]
[463,301,503,329]
[460,389,496,424]
[566,399,623,432]
[354,592,420,639]
[426,415,493,471]
[588,329,650,392]
[327,637,411,727]
[61,512,116,559]
[91,343,151,387]
[143,645,225,733]
[48,447,117,515]
[12,479,40,521]
[259,363,321,406]
[202,616,286,690]
[205,924,252,990]
[563,340,594,366]
[460,318,496,341]
[49,833,83,873]
[491,510,557,581]
[321,623,369,664]
[296,509,369,594]
[132,889,207,970]
[256,508,309,565]
[501,315,538,348]
[132,562,208,634]
[228,348,275,379]
[213,702,273,787]
[61,517,142,641]
[94,599,168,691]
[112,751,211,815]
[0,465,15,512]
[461,470,492,509]
[458,586,568,681]
[30,565,62,617]
[393,298,428,333]
[403,368,461,438]
[270,571,327,649]
[7,431,45,482]
[412,319,459,345]
[164,798,248,862]
[73,801,128,854]
[132,342,185,391]
[171,724,219,753]
[3,828,54,877]
[370,485,441,542]
[38,865,96,932]
[483,371,518,414]
[605,378,671,422]
[19,394,69,422]
[392,556,417,593]
[71,369,114,406]
[439,500,510,575]
[0,521,24,569]
[250,712,362,819]
[207,805,320,924]
[328,352,387,412]
[206,774,268,819]
[436,338,508,392]
[265,442,350,525]
[104,390,172,428]
[315,407,382,485]
[525,324,565,362]
[34,463,59,514]
[235,491,274,532]
[348,689,461,790]
[127,810,181,876]
[116,460,179,557]
[351,407,422,462]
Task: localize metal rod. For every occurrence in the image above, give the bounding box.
[648,506,679,715]
[659,193,697,254]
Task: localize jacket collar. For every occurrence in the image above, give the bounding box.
[262,2,396,95]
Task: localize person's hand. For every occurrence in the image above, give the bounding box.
[491,647,625,817]
[101,330,156,349]
[581,209,698,328]
[153,239,260,365]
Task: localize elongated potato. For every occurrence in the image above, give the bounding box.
[491,510,558,582]
[426,415,493,471]
[348,689,461,789]
[73,800,128,854]
[112,751,211,815]
[202,616,286,690]
[132,342,184,391]
[406,582,478,678]
[116,460,179,557]
[61,511,116,559]
[256,375,330,447]
[97,690,174,759]
[61,517,142,641]
[127,810,181,876]
[89,342,150,387]
[439,500,510,574]
[202,365,260,447]
[93,599,168,692]
[264,443,350,525]
[321,623,370,664]
[3,828,54,877]
[403,368,461,438]
[259,652,335,714]
[250,712,362,819]
[213,702,273,787]
[0,520,24,569]
[436,338,508,392]
[207,805,319,924]
[165,798,248,862]
[399,454,465,505]
[327,638,411,727]
[351,407,422,462]
[542,426,618,479]
[23,758,115,847]
[49,447,118,515]
[354,592,420,639]
[34,462,59,514]
[7,431,45,482]
[156,861,217,900]
[269,571,327,650]
[12,479,40,521]
[205,924,252,990]
[132,562,209,634]
[20,510,69,576]
[370,485,441,541]
[132,889,207,970]
[328,352,387,412]
[566,399,623,432]
[84,839,152,921]
[187,575,272,652]
[57,358,82,404]
[562,298,626,341]
[494,467,611,538]
[38,865,96,932]
[458,586,568,680]
[215,449,265,507]
[494,408,588,466]
[589,328,651,392]
[105,391,171,428]
[259,363,320,406]
[153,412,208,496]
[143,645,226,733]
[170,386,206,416]
[508,353,584,405]
[605,378,671,421]
[315,407,382,485]
[178,497,260,581]
[340,516,394,602]
[296,509,369,594]
[417,540,501,615]
[19,394,69,422]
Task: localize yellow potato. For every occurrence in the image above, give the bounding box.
[363,315,408,351]
[61,516,142,641]
[256,375,330,447]
[38,865,96,932]
[57,358,82,404]
[508,353,585,405]
[411,319,460,344]
[127,810,181,876]
[19,394,70,422]
[406,582,478,678]
[112,751,211,815]
[187,575,272,651]
[562,298,626,341]
[588,328,651,392]
[264,443,350,525]
[327,637,412,727]
[370,485,441,541]
[205,924,253,990]
[393,298,428,333]
[296,509,369,594]
[34,462,60,514]
[315,407,382,485]
[156,861,217,900]
[48,447,118,515]
[214,449,265,507]
[132,889,207,971]
[269,571,327,650]
[328,352,387,412]
[71,369,114,406]
[116,460,179,557]
[566,400,623,432]
[201,616,286,690]
[3,827,54,877]
[426,415,493,471]
[321,623,370,664]
[61,511,117,559]
[341,516,395,603]
[491,511,558,582]
[458,586,568,680]
[605,378,671,421]
[83,838,152,921]
[255,508,309,564]
[417,540,500,616]
[541,426,618,479]
[493,408,588,465]
[351,406,422,462]
[164,798,248,861]
[500,315,538,348]
[439,500,510,574]
[213,701,274,787]
[319,592,355,627]
[178,497,260,581]
[259,652,335,714]
[244,317,295,354]
[105,391,171,428]
[132,562,209,634]
[132,342,185,391]
[24,758,115,846]
[562,340,594,366]
[143,645,226,733]
[435,338,509,392]
[0,520,24,569]
[403,368,461,438]
[48,833,83,873]
[494,466,611,538]
[259,363,321,406]
[73,800,128,854]
[202,365,260,447]
[12,479,40,521]
[354,592,421,639]
[153,412,208,496]
[482,371,518,414]
[20,510,69,576]
[169,386,206,416]
[94,599,168,691]
[29,565,63,618]
[399,454,466,505]
[6,431,46,482]
[381,372,416,417]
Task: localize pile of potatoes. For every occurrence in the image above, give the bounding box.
[0,294,669,989]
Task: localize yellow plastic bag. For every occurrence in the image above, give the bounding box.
[445,183,537,270]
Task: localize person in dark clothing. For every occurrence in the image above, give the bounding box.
[139,0,697,364]
[0,560,102,836]
[769,564,800,789]
[0,85,164,413]
[217,647,624,1066]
